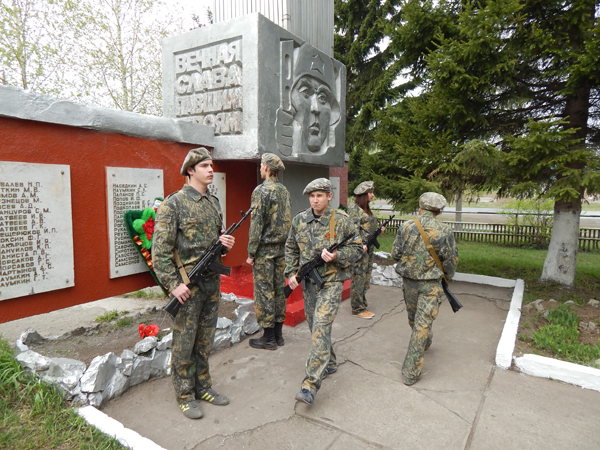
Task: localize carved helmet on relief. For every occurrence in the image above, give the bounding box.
[292,43,340,125]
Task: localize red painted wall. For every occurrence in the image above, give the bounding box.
[0,116,256,322]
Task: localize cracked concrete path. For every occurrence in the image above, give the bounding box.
[101,282,600,450]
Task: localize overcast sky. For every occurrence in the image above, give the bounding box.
[174,0,214,29]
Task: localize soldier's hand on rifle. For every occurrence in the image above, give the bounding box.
[321,248,337,262]
[288,276,299,290]
[363,245,368,253]
[172,283,191,304]
[219,233,235,250]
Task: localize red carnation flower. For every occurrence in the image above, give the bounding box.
[143,324,160,337]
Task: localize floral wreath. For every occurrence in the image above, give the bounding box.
[123,198,169,296]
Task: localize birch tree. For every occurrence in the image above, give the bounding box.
[65,0,184,115]
[0,0,77,94]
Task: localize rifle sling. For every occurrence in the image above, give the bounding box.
[414,218,448,284]
[174,250,191,285]
[324,210,336,276]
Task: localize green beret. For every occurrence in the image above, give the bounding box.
[354,181,374,196]
[303,178,333,195]
[419,192,447,212]
[180,147,212,176]
[261,153,285,172]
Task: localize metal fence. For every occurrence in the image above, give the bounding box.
[380,218,600,252]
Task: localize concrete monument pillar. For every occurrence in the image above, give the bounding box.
[162,0,346,213]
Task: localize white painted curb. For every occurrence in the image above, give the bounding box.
[514,354,600,391]
[495,279,525,369]
[453,272,517,288]
[471,273,600,393]
[77,406,166,450]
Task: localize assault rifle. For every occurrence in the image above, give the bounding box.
[365,215,395,250]
[284,232,356,298]
[163,208,252,318]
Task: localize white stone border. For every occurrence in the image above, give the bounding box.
[78,406,166,450]
[456,272,600,392]
[514,354,600,391]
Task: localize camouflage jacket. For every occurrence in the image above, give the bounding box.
[285,206,363,283]
[348,203,379,254]
[247,177,292,258]
[391,211,458,280]
[152,185,224,292]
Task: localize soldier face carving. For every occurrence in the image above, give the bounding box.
[291,75,334,153]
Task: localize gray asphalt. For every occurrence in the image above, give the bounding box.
[2,281,599,450]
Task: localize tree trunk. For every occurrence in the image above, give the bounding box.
[540,200,581,286]
[455,190,463,231]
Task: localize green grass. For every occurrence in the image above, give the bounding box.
[122,289,166,299]
[530,304,600,365]
[114,317,134,328]
[0,337,123,449]
[94,310,121,323]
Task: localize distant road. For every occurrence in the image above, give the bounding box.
[372,204,600,228]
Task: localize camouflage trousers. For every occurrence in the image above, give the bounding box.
[401,277,443,383]
[252,246,287,328]
[300,280,343,395]
[350,250,373,314]
[171,275,220,404]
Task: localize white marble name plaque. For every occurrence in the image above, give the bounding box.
[106,167,163,279]
[0,161,75,301]
[207,172,226,227]
[330,177,340,209]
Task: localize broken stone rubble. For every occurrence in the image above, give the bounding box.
[370,255,403,289]
[523,298,600,331]
[13,293,260,408]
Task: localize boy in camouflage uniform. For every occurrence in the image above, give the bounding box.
[152,148,235,420]
[391,192,458,386]
[285,178,362,404]
[246,153,292,350]
[348,181,381,319]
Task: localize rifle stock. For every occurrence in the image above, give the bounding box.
[442,278,462,313]
[162,207,252,319]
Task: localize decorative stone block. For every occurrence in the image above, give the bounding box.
[134,336,158,355]
[118,350,135,376]
[162,13,346,167]
[80,353,119,393]
[129,355,153,387]
[16,350,51,372]
[157,332,173,351]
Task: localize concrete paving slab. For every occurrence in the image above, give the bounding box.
[4,281,600,450]
[297,362,470,449]
[470,368,600,450]
[201,415,343,449]
[0,296,166,342]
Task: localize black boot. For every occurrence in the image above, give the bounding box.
[274,322,284,346]
[249,327,277,350]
